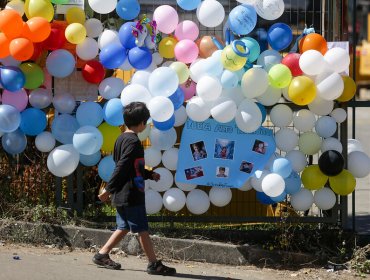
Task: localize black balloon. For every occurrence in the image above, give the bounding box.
[318,150,344,176]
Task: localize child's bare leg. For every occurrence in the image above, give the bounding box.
[99,229,129,254]
[138,231,156,262]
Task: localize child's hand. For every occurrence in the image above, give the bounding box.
[152,172,160,182]
[98,188,111,202]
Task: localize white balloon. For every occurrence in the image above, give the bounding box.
[186,96,211,122]
[162,61,173,67]
[293,109,316,132]
[148,67,179,97]
[150,167,174,192]
[330,108,347,123]
[315,72,344,101]
[257,50,282,72]
[186,189,210,215]
[251,169,270,192]
[121,84,152,106]
[324,47,350,73]
[119,58,133,71]
[84,18,103,38]
[196,0,225,28]
[209,187,232,207]
[348,151,370,178]
[144,147,162,167]
[197,76,222,102]
[152,52,164,65]
[47,144,80,177]
[270,104,293,127]
[236,0,256,4]
[299,50,327,76]
[285,150,307,173]
[175,175,197,191]
[254,0,285,20]
[282,86,291,101]
[239,178,253,191]
[73,126,103,155]
[131,71,151,88]
[162,148,179,171]
[148,96,174,122]
[145,189,163,214]
[138,124,151,141]
[163,188,186,212]
[314,188,336,210]
[210,97,237,123]
[149,127,177,151]
[256,86,282,106]
[321,137,343,153]
[348,139,364,154]
[308,95,334,116]
[174,106,188,127]
[235,99,262,133]
[189,59,207,83]
[241,67,269,99]
[315,116,337,138]
[290,188,314,211]
[29,88,52,109]
[76,38,99,61]
[53,93,76,114]
[275,128,298,152]
[35,132,56,153]
[222,87,245,105]
[5,0,24,16]
[88,0,117,14]
[98,29,120,50]
[262,173,285,197]
[99,77,125,100]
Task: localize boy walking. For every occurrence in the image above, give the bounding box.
[93,102,176,276]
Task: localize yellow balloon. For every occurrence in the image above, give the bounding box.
[288,76,316,105]
[65,23,86,44]
[336,76,356,102]
[159,37,178,59]
[298,131,322,155]
[329,169,356,195]
[221,45,247,71]
[98,122,121,153]
[66,7,86,25]
[301,165,328,190]
[170,62,190,84]
[25,0,54,22]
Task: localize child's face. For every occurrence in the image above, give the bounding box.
[258,143,264,148]
[219,169,225,174]
[194,145,199,151]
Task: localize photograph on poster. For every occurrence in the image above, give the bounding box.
[239,161,254,174]
[214,139,235,160]
[190,141,207,161]
[216,166,229,178]
[252,140,267,154]
[185,166,205,180]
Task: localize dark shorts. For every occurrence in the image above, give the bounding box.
[116,204,148,233]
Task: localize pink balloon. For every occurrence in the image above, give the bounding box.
[153,5,179,34]
[2,89,28,112]
[175,39,199,64]
[180,80,196,101]
[175,20,199,41]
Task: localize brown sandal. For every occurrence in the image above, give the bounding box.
[92,253,121,270]
[147,260,176,275]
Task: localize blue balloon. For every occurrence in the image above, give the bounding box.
[177,0,200,10]
[240,37,260,62]
[0,104,21,133]
[99,44,127,69]
[228,4,257,35]
[271,192,286,203]
[103,98,124,126]
[153,114,175,131]
[256,191,275,205]
[46,49,76,78]
[76,101,103,127]
[284,171,301,195]
[271,158,292,178]
[51,114,80,144]
[253,28,268,52]
[116,0,140,20]
[98,155,116,182]
[267,23,293,51]
[256,102,266,124]
[128,47,152,70]
[20,108,47,136]
[168,87,185,110]
[221,70,239,89]
[0,66,25,92]
[2,129,27,155]
[118,22,137,49]
[80,151,101,167]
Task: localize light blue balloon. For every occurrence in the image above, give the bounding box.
[46,49,76,78]
[228,4,257,35]
[177,0,200,10]
[271,158,292,179]
[203,55,223,77]
[0,104,21,133]
[80,151,101,166]
[148,67,179,97]
[20,108,47,136]
[103,98,124,126]
[153,114,175,131]
[221,70,239,88]
[51,114,80,144]
[284,171,301,195]
[76,101,103,127]
[2,129,27,155]
[73,126,103,155]
[257,49,282,72]
[116,0,140,20]
[271,192,286,203]
[98,155,116,182]
[241,37,260,62]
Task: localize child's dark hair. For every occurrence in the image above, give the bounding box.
[123,102,150,128]
[219,167,225,172]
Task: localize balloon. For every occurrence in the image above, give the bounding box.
[145,189,163,214]
[299,132,322,155]
[275,128,298,152]
[293,109,316,132]
[221,44,248,72]
[138,124,151,141]
[35,131,56,153]
[84,18,103,38]
[241,67,269,98]
[220,70,239,89]
[51,0,69,3]
[9,38,34,61]
[51,114,80,144]
[348,139,364,154]
[163,188,186,212]
[66,7,85,24]
[291,188,314,211]
[44,26,66,50]
[301,165,327,190]
[174,39,199,64]
[0,9,23,38]
[76,101,103,127]
[116,0,140,20]
[288,76,316,106]
[286,150,307,173]
[161,147,179,171]
[73,125,103,155]
[211,97,237,123]
[235,99,262,133]
[299,49,326,76]
[5,0,25,16]
[196,0,225,28]
[180,80,196,101]
[209,187,232,207]
[308,95,334,116]
[149,67,179,97]
[321,137,343,153]
[315,116,337,138]
[203,52,224,77]
[80,151,101,166]
[25,17,51,42]
[256,85,282,106]
[254,0,285,20]
[144,147,162,167]
[2,129,27,155]
[197,36,223,58]
[98,122,121,153]
[348,151,370,178]
[82,60,105,84]
[98,155,115,182]
[337,76,356,102]
[118,22,136,49]
[25,0,54,22]
[153,5,179,34]
[329,170,356,196]
[324,47,349,73]
[149,127,177,151]
[270,158,292,178]
[46,49,76,78]
[100,44,127,69]
[177,0,201,11]
[128,47,152,70]
[99,77,125,100]
[197,76,222,102]
[53,93,76,114]
[228,4,257,35]
[76,37,99,61]
[175,20,199,41]
[186,96,211,122]
[19,62,44,89]
[88,0,117,14]
[102,98,124,126]
[131,70,151,88]
[314,188,336,210]
[257,49,282,71]
[65,23,86,45]
[186,189,210,214]
[174,106,188,127]
[168,87,185,110]
[270,104,292,127]
[2,89,28,112]
[150,167,174,192]
[267,23,292,51]
[284,171,301,195]
[0,34,10,59]
[315,71,344,101]
[20,108,46,136]
[170,62,190,84]
[153,115,175,131]
[148,96,174,122]
[240,37,260,62]
[0,66,26,92]
[330,108,347,123]
[262,173,285,197]
[29,88,52,109]
[299,33,328,55]
[152,52,163,65]
[256,191,275,205]
[121,84,152,106]
[158,36,178,59]
[318,150,344,177]
[0,104,21,133]
[281,53,302,76]
[268,64,292,88]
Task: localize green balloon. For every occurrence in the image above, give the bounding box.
[268,64,292,89]
[19,63,44,90]
[51,0,70,4]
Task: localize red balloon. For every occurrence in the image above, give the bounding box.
[281,53,303,77]
[82,60,105,84]
[30,42,45,61]
[44,27,66,50]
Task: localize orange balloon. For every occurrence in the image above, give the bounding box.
[9,38,34,61]
[196,35,223,58]
[0,10,23,39]
[299,33,328,55]
[26,17,51,42]
[21,22,33,40]
[0,33,10,59]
